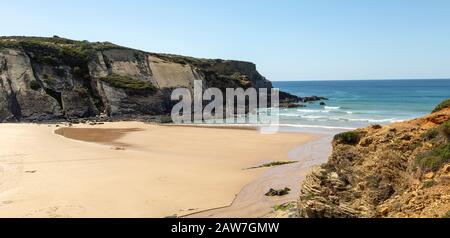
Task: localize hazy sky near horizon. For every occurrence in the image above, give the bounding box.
[1,0,450,81]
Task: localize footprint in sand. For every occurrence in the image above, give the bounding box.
[25,205,86,218]
[111,147,126,151]
[1,200,14,205]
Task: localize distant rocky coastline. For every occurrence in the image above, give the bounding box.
[279,93,328,108]
[0,36,324,123]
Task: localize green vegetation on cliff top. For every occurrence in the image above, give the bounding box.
[433,98,450,113]
[0,36,125,51]
[1,36,257,89]
[100,74,155,91]
[422,120,450,141]
[0,36,126,67]
[417,118,450,172]
[334,131,361,145]
[416,140,450,172]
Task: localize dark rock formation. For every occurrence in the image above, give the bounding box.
[303,96,328,103]
[265,187,291,197]
[279,102,306,109]
[279,92,327,104]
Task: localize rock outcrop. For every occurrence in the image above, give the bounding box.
[0,36,307,122]
[298,100,450,218]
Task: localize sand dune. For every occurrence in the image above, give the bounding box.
[0,122,316,218]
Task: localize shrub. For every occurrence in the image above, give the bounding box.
[421,120,450,141]
[421,180,436,189]
[334,131,361,145]
[231,72,252,88]
[91,41,126,51]
[29,81,41,90]
[302,193,316,201]
[75,88,89,99]
[273,202,295,211]
[100,74,155,91]
[371,124,382,129]
[366,175,381,188]
[441,120,450,138]
[443,211,450,218]
[73,66,83,77]
[42,74,57,87]
[247,161,297,169]
[422,128,440,140]
[416,156,445,172]
[433,98,450,113]
[433,142,450,160]
[415,142,450,172]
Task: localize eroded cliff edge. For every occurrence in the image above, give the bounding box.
[298,100,450,218]
[0,36,302,122]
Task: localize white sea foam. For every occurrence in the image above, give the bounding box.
[296,109,318,113]
[347,118,405,123]
[270,123,356,130]
[295,115,405,124]
[278,113,300,117]
[297,109,331,113]
[300,115,323,119]
[324,106,341,110]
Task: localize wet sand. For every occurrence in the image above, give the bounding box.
[54,128,143,147]
[186,136,333,218]
[0,122,325,218]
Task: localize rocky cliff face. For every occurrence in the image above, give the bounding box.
[298,101,450,218]
[0,36,289,122]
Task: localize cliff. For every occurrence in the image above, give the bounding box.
[298,100,450,218]
[0,36,300,122]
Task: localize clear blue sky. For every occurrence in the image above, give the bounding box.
[1,0,450,81]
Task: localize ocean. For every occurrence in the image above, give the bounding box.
[272,79,450,130]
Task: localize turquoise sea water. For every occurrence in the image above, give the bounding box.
[272,79,450,129]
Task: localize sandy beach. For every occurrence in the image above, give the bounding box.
[186,135,332,218]
[0,122,328,218]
